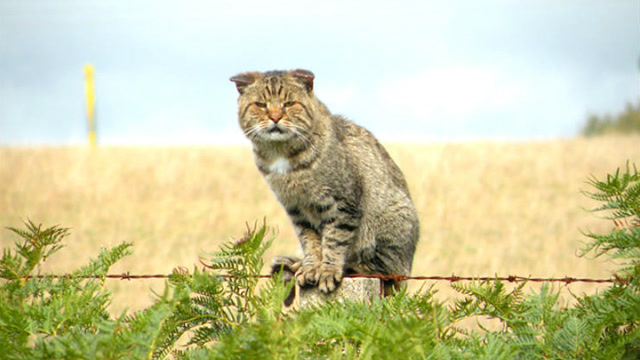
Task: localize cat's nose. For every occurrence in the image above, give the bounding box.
[268,110,283,122]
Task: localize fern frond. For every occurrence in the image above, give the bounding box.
[451,278,528,332]
[3,220,67,281]
[73,242,133,280]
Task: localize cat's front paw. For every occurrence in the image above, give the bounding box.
[296,262,343,293]
[296,262,321,288]
[317,265,343,294]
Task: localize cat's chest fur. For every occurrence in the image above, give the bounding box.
[263,158,321,200]
[268,157,292,174]
[257,151,335,212]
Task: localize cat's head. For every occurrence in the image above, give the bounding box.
[230,69,318,143]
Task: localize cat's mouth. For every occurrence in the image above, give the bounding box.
[260,124,293,141]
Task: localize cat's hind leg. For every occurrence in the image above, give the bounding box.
[270,256,301,307]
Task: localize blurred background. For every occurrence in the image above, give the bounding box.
[1,0,638,145]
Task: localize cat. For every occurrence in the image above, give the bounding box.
[230,69,419,296]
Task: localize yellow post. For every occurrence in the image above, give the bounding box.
[84,64,96,149]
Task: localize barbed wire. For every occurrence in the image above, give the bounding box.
[21,272,618,284]
[346,274,616,284]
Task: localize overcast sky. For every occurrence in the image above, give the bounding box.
[1,0,638,145]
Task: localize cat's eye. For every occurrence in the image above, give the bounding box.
[283,101,297,108]
[253,102,267,108]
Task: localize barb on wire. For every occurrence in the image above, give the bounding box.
[21,272,617,284]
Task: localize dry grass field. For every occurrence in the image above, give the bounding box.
[1,136,639,315]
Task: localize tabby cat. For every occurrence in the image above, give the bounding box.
[230,69,419,295]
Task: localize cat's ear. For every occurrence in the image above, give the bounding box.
[290,69,315,92]
[230,72,256,94]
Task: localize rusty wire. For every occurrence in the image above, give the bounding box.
[21,272,618,284]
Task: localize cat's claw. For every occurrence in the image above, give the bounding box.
[317,267,342,293]
[296,263,342,293]
[296,264,320,288]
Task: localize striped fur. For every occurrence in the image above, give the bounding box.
[231,69,420,294]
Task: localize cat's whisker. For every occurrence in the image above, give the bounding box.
[244,124,263,139]
[288,126,306,140]
[289,127,313,149]
[243,130,257,139]
[289,125,310,137]
[289,123,313,143]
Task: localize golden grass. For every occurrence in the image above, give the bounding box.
[1,136,638,314]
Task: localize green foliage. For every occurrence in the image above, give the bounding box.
[581,162,640,279]
[0,220,283,359]
[152,221,281,358]
[576,163,640,359]
[0,220,138,359]
[1,163,639,358]
[582,99,640,136]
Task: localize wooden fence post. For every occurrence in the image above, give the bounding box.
[293,278,382,308]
